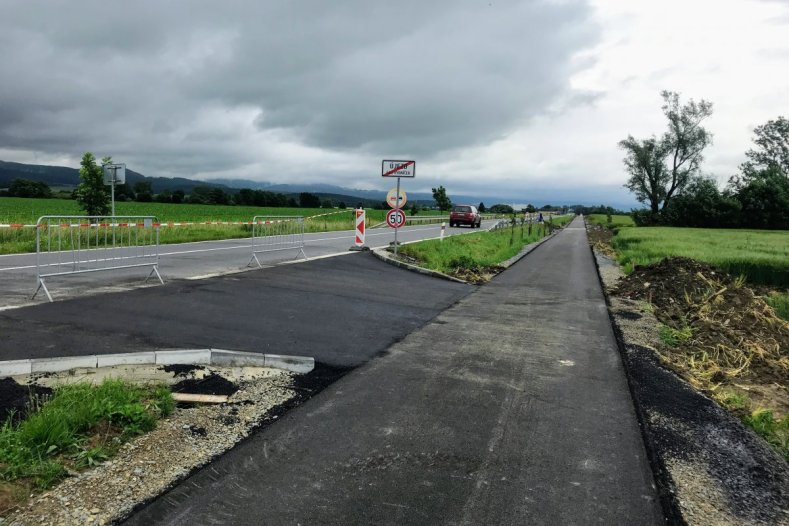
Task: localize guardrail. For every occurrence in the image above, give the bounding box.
[247,216,306,268]
[33,216,163,302]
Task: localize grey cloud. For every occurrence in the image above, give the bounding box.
[0,0,597,179]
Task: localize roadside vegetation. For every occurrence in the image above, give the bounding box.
[397,220,555,283]
[611,225,788,287]
[587,214,635,228]
[0,379,173,513]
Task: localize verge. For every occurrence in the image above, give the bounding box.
[588,233,789,525]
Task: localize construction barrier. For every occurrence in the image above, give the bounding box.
[247,216,306,268]
[32,216,163,302]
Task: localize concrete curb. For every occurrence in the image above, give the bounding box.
[0,349,315,377]
[371,249,467,284]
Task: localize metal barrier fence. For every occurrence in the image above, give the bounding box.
[33,216,163,302]
[248,216,306,268]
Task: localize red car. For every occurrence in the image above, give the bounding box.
[450,205,481,228]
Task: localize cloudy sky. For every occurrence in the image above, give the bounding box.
[1,0,787,205]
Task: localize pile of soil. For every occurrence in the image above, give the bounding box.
[0,378,53,424]
[172,373,238,397]
[614,257,789,414]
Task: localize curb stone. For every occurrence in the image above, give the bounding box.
[0,349,315,377]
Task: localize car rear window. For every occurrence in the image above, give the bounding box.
[453,206,471,212]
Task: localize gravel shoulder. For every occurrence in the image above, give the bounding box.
[591,242,789,525]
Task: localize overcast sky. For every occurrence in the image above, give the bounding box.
[1,0,787,205]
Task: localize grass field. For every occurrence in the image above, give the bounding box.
[0,197,452,224]
[587,214,635,228]
[612,226,789,288]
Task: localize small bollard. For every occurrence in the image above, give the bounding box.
[440,222,446,242]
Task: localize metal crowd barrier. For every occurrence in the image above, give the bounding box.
[248,216,306,268]
[33,216,164,302]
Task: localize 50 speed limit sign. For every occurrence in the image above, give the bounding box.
[385,208,407,228]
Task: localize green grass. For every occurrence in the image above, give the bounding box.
[766,292,789,321]
[658,323,693,347]
[587,214,635,228]
[611,226,789,287]
[742,409,789,461]
[398,222,551,275]
[0,379,172,489]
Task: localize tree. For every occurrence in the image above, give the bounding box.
[321,198,333,209]
[489,204,514,214]
[133,181,153,202]
[431,185,452,211]
[735,166,789,229]
[740,116,789,178]
[526,204,536,213]
[299,192,321,208]
[75,152,110,216]
[622,91,713,215]
[8,178,51,198]
[478,202,486,213]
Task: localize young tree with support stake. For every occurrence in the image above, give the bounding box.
[621,91,713,220]
[75,152,111,216]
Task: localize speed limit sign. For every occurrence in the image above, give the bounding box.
[386,208,407,228]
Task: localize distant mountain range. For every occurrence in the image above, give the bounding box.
[0,160,638,210]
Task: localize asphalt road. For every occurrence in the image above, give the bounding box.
[123,216,663,525]
[0,253,473,367]
[0,220,495,309]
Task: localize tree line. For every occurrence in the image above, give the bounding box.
[621,92,788,229]
[0,153,349,215]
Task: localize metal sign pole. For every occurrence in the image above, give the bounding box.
[394,176,401,256]
[111,168,116,217]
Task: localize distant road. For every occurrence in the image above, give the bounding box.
[0,220,497,309]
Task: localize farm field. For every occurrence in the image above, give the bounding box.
[587,214,635,228]
[0,197,444,224]
[611,225,789,288]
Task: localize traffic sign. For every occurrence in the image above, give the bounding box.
[382,160,415,178]
[103,163,126,185]
[386,188,407,209]
[386,209,407,228]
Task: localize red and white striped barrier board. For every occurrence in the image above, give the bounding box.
[354,209,366,247]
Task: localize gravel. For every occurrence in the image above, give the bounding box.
[4,366,297,526]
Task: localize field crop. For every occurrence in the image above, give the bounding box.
[612,226,789,288]
[587,214,635,228]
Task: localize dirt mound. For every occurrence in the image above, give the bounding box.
[172,373,239,396]
[614,257,788,413]
[0,378,53,424]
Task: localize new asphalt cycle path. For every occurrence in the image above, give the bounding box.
[124,216,663,525]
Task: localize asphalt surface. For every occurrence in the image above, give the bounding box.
[0,253,473,367]
[0,220,495,309]
[123,216,663,525]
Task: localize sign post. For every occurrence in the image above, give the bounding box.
[382,160,415,256]
[103,163,126,217]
